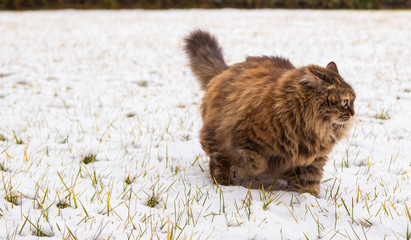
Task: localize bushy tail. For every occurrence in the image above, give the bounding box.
[184,29,228,90]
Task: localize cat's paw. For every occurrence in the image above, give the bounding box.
[288,183,320,196]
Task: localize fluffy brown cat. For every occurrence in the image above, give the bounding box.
[184,29,356,195]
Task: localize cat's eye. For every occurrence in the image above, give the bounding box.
[341,99,348,106]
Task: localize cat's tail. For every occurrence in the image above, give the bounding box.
[184,29,228,90]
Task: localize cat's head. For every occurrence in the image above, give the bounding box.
[302,62,356,125]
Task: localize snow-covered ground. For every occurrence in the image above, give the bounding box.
[0,9,410,239]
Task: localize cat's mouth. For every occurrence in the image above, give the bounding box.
[334,115,352,125]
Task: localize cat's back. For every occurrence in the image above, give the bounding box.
[243,56,295,71]
[206,56,295,95]
[201,56,295,123]
[234,56,295,81]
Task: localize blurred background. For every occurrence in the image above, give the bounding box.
[0,0,410,10]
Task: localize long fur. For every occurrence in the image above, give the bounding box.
[184,29,228,90]
[184,30,356,195]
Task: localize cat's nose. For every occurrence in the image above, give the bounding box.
[349,107,355,117]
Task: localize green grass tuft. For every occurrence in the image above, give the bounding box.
[0,162,7,172]
[12,131,23,144]
[5,192,21,205]
[146,194,159,208]
[82,153,97,165]
[56,201,70,209]
[32,229,52,237]
[124,173,138,185]
[373,108,390,120]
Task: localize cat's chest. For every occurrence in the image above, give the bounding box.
[297,133,335,165]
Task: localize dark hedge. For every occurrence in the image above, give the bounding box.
[0,0,410,9]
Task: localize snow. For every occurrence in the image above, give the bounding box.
[0,9,410,239]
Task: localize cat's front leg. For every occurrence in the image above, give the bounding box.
[230,149,268,185]
[283,156,328,196]
[209,152,233,185]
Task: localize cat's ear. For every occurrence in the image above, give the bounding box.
[326,62,339,74]
[301,69,326,91]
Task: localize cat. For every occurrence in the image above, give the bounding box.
[184,29,356,195]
